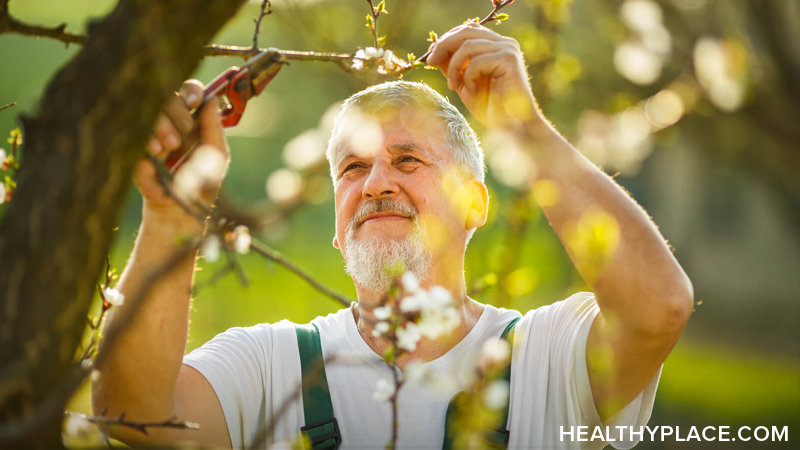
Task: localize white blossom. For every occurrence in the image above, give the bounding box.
[352,58,364,71]
[63,415,92,438]
[396,322,421,352]
[418,307,460,339]
[372,378,395,402]
[416,286,460,339]
[0,182,5,205]
[401,271,420,293]
[355,49,367,60]
[365,47,384,59]
[400,292,423,314]
[383,50,396,70]
[233,225,251,254]
[483,379,510,410]
[375,321,390,335]
[103,288,125,308]
[0,148,6,162]
[480,337,511,370]
[173,145,227,200]
[403,360,428,384]
[202,234,222,262]
[373,305,392,320]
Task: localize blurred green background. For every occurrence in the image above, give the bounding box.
[1,0,798,448]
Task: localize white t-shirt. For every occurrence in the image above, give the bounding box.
[183,292,661,449]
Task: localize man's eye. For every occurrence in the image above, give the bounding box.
[343,163,364,172]
[399,156,419,163]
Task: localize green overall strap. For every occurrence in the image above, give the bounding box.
[295,324,341,450]
[442,316,521,450]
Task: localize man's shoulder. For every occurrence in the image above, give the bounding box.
[517,291,597,322]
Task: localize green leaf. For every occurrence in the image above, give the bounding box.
[5,175,16,190]
[428,30,438,43]
[377,35,387,48]
[7,128,23,146]
[376,0,387,14]
[407,52,416,61]
[494,13,509,22]
[463,16,480,25]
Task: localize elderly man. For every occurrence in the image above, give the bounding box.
[93,24,692,449]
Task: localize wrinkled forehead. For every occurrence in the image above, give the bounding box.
[327,105,448,169]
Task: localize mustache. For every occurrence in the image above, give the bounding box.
[349,198,418,231]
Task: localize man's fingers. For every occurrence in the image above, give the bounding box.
[147,134,163,155]
[198,96,228,156]
[462,51,510,93]
[427,24,505,68]
[179,79,205,110]
[154,114,181,152]
[446,39,506,91]
[165,92,194,135]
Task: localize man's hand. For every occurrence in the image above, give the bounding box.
[133,79,230,215]
[426,23,539,128]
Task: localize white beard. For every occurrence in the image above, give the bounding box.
[343,200,431,292]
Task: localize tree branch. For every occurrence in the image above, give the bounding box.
[250,239,353,307]
[65,410,199,436]
[251,0,272,52]
[0,240,201,442]
[413,0,515,65]
[0,102,16,112]
[0,1,86,46]
[0,0,247,445]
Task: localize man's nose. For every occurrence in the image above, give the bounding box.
[362,158,398,199]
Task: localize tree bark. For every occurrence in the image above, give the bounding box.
[0,0,246,447]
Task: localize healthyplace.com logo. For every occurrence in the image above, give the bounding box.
[560,426,789,443]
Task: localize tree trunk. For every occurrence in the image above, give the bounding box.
[0,0,246,447]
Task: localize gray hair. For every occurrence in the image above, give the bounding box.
[326,81,485,183]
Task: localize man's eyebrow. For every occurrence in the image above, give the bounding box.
[389,143,419,152]
[389,143,435,158]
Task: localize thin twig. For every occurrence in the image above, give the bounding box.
[249,239,353,307]
[414,0,515,65]
[65,411,199,436]
[251,0,272,52]
[146,153,214,222]
[0,13,86,45]
[366,0,379,49]
[224,247,250,288]
[148,153,354,308]
[387,360,402,450]
[191,262,235,295]
[0,102,15,112]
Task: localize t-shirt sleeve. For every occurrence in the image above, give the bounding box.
[552,292,661,449]
[183,324,274,449]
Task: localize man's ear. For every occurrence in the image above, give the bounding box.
[333,235,340,249]
[466,179,489,230]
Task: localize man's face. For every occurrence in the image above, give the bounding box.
[331,107,473,290]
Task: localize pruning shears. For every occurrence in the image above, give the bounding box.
[166,49,285,172]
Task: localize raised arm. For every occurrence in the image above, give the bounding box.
[91,81,232,447]
[427,24,693,420]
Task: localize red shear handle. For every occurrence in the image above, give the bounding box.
[164,68,254,171]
